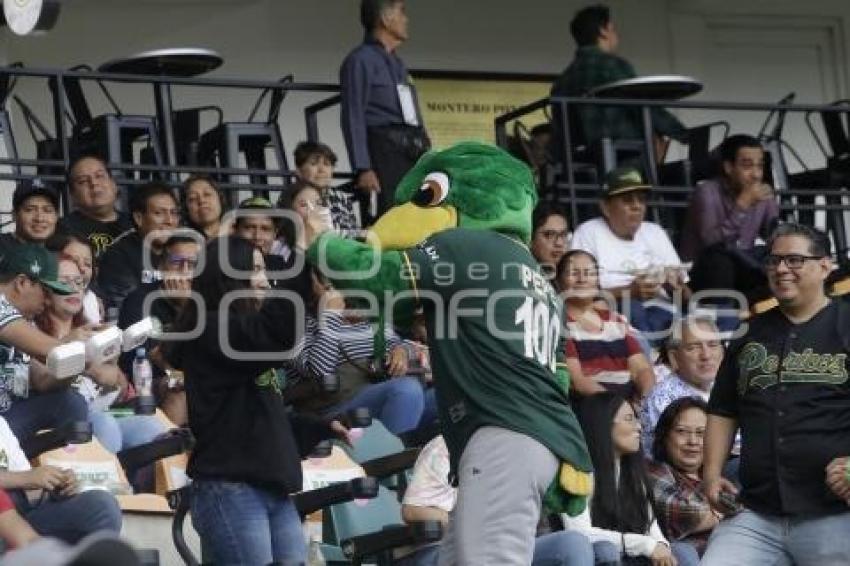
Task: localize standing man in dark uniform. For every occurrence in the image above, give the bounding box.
[340,0,430,223]
[702,223,850,565]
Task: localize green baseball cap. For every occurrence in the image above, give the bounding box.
[0,244,74,295]
[601,167,651,198]
[238,196,274,209]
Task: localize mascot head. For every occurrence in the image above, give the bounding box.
[368,142,538,250]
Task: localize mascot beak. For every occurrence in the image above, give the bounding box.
[366,202,458,250]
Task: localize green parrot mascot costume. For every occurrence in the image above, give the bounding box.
[308,142,592,562]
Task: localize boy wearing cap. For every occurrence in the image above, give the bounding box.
[0,182,60,252]
[570,167,689,342]
[0,245,91,440]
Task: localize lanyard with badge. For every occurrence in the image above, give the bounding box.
[396,84,420,127]
[379,48,421,127]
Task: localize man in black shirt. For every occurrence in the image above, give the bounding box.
[118,230,201,426]
[96,182,180,318]
[0,181,60,252]
[703,223,850,565]
[58,155,133,258]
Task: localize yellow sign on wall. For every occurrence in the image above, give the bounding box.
[411,71,556,149]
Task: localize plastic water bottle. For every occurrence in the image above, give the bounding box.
[133,348,155,415]
[307,534,326,566]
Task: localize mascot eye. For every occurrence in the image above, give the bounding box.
[414,172,451,207]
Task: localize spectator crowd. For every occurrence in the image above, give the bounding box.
[0,1,847,565]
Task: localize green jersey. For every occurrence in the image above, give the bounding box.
[404,228,592,480]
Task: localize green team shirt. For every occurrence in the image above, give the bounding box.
[404,228,592,480]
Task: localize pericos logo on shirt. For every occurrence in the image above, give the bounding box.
[736,341,849,394]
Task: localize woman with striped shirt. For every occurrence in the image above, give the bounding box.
[285,270,436,436]
[557,250,655,403]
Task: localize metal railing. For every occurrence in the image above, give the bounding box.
[495,95,850,262]
[0,64,349,210]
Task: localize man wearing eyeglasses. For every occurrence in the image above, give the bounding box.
[703,223,850,565]
[117,231,200,427]
[640,315,723,455]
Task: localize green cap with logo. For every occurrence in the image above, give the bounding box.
[601,167,651,198]
[0,244,74,295]
[238,196,274,210]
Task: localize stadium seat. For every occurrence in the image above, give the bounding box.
[197,75,293,205]
[52,65,165,185]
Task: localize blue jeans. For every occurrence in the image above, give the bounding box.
[88,409,168,453]
[191,480,306,566]
[593,541,620,565]
[532,530,595,565]
[9,488,121,544]
[593,540,699,565]
[671,541,700,566]
[419,386,439,429]
[397,531,594,566]
[4,388,88,441]
[329,376,435,435]
[701,508,850,566]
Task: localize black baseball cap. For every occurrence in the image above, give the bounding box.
[12,179,60,211]
[601,167,651,199]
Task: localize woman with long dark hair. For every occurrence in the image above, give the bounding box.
[648,397,719,565]
[284,268,437,437]
[565,392,674,565]
[166,236,348,565]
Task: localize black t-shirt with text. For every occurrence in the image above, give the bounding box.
[709,300,850,516]
[58,210,133,258]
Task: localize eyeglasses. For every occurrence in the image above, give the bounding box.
[763,254,824,270]
[57,276,86,289]
[540,230,570,242]
[682,341,722,353]
[566,269,599,278]
[166,255,199,269]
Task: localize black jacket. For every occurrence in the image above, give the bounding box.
[97,231,162,316]
[165,296,330,493]
[117,282,181,383]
